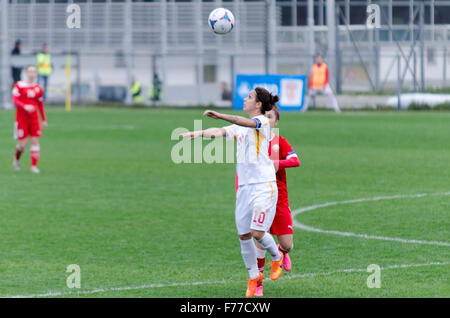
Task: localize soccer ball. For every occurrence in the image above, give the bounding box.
[208,8,235,35]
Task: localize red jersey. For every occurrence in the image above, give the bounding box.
[269,135,300,204]
[12,81,46,122]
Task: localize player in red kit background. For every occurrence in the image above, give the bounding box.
[12,65,48,174]
[254,105,300,296]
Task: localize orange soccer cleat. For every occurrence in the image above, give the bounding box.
[270,252,284,280]
[246,271,264,298]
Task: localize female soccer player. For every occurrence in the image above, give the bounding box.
[12,65,48,174]
[254,105,300,296]
[180,87,284,298]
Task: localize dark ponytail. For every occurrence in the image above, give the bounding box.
[254,87,279,114]
[272,103,280,121]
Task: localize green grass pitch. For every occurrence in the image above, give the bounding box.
[0,106,449,297]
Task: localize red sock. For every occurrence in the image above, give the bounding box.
[257,258,266,272]
[15,145,24,161]
[256,247,266,272]
[30,145,40,167]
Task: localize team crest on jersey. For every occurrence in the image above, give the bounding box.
[272,144,280,153]
[35,87,40,93]
[27,89,36,98]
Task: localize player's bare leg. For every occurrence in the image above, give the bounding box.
[30,137,41,174]
[251,230,283,280]
[277,234,293,271]
[255,233,293,284]
[13,138,28,171]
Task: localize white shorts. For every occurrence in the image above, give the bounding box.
[235,181,278,235]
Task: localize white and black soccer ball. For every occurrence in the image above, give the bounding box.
[208,8,235,35]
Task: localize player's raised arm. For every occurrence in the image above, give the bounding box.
[203,110,257,128]
[180,127,226,140]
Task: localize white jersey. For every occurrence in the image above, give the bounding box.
[224,114,276,186]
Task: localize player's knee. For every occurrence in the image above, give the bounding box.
[18,140,27,148]
[281,243,293,253]
[250,229,264,241]
[239,233,252,241]
[286,242,294,253]
[279,237,293,253]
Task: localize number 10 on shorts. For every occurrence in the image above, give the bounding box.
[252,211,266,225]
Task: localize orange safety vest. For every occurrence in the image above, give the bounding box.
[310,63,328,89]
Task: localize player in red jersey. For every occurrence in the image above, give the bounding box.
[12,65,48,174]
[254,105,300,296]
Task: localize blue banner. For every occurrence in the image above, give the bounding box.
[233,74,306,111]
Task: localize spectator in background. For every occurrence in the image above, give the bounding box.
[221,82,232,101]
[131,76,143,104]
[148,73,162,102]
[11,39,22,86]
[303,53,340,113]
[36,43,53,102]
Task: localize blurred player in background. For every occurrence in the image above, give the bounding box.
[303,53,340,112]
[180,88,284,298]
[254,105,300,296]
[12,65,48,174]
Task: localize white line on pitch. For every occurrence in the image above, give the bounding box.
[4,261,449,298]
[292,191,450,247]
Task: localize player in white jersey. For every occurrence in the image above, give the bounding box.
[180,87,284,298]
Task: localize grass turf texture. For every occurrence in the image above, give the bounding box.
[0,107,448,298]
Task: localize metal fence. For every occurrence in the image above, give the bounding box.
[1,0,450,107]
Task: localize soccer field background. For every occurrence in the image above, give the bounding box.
[0,106,449,298]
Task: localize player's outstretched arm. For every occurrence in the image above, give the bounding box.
[180,127,226,140]
[203,110,257,128]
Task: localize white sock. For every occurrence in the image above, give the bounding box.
[255,246,266,259]
[257,232,281,261]
[239,238,259,279]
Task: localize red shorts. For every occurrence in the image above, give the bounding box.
[270,200,294,236]
[14,118,41,140]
